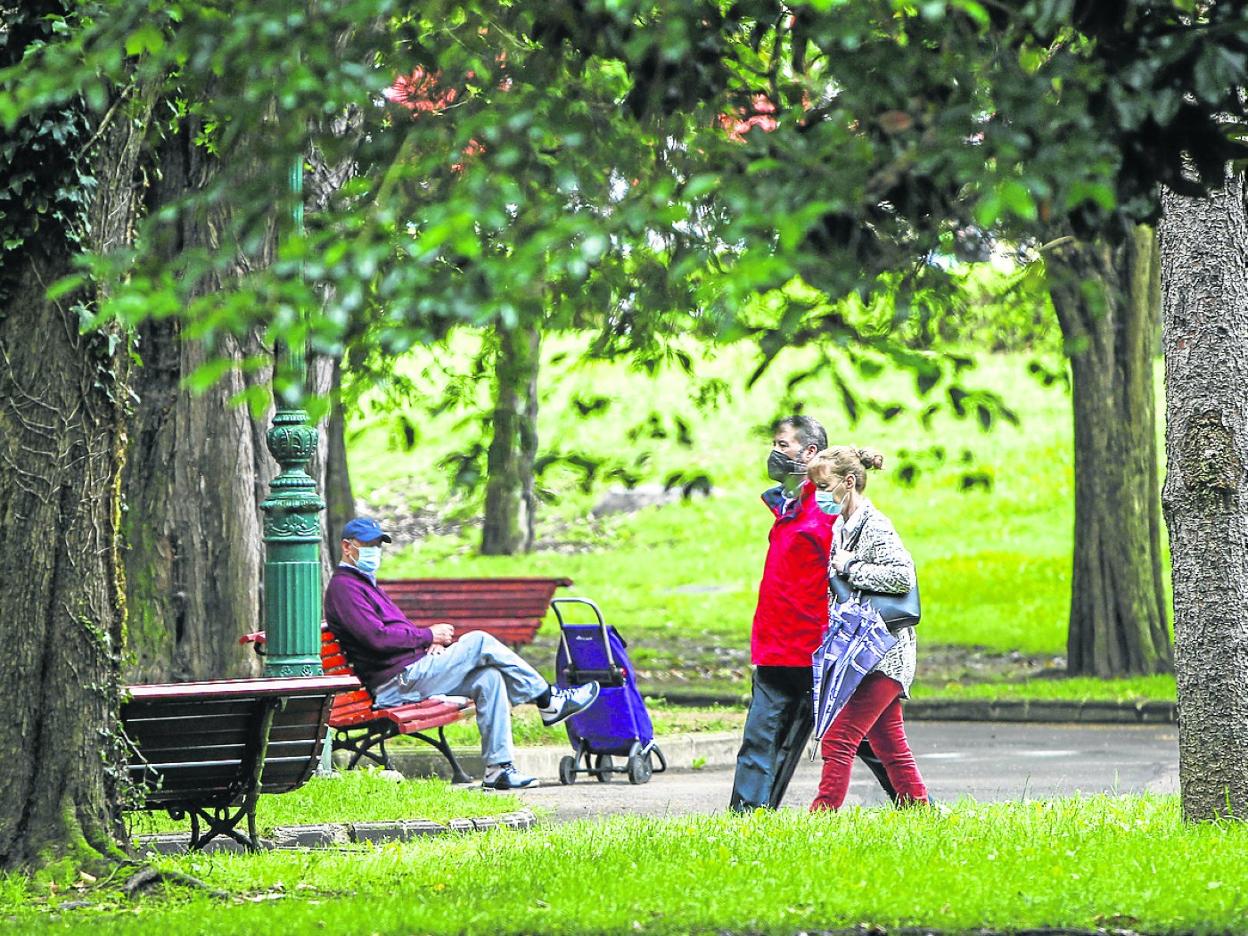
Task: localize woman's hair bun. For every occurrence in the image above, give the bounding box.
[857,447,885,470]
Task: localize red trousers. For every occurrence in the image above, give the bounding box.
[811,671,928,811]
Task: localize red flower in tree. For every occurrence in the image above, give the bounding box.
[451,138,486,174]
[718,93,779,141]
[384,66,484,172]
[384,67,459,114]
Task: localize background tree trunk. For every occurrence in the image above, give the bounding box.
[121,126,277,682]
[323,355,356,562]
[1160,170,1248,821]
[1047,226,1172,676]
[122,326,279,682]
[0,80,152,867]
[122,124,338,682]
[306,112,360,574]
[481,323,540,555]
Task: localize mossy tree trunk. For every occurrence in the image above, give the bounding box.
[0,68,153,867]
[120,124,277,682]
[121,122,338,683]
[1160,170,1248,822]
[481,323,540,555]
[1046,226,1172,676]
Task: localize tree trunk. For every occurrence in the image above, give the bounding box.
[481,323,540,555]
[1160,170,1248,821]
[121,126,277,682]
[121,323,277,681]
[305,111,360,576]
[120,121,344,683]
[1046,226,1172,676]
[0,82,152,867]
[323,354,356,561]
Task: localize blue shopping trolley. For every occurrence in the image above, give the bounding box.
[552,597,667,784]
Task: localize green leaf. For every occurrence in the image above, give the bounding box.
[1064,181,1116,212]
[684,174,720,199]
[999,181,1038,222]
[125,24,165,57]
[182,359,235,394]
[950,0,990,26]
[974,192,1003,227]
[46,272,85,301]
[1018,43,1046,75]
[228,383,272,419]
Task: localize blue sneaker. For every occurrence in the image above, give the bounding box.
[481,763,537,790]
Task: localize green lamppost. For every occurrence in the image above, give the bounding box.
[261,156,324,677]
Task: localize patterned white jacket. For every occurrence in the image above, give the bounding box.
[830,496,918,695]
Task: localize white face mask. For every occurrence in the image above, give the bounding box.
[354,545,382,575]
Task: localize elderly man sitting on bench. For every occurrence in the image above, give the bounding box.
[325,517,600,790]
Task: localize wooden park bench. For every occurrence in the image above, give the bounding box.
[120,674,359,851]
[241,628,477,784]
[376,576,573,649]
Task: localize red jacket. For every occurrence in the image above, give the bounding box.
[751,480,839,666]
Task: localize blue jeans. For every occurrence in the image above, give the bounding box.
[374,631,548,767]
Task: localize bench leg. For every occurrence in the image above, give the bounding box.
[181,804,260,852]
[335,723,472,784]
[335,725,396,770]
[410,726,472,785]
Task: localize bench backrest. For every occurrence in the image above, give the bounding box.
[378,577,572,646]
[319,629,382,728]
[122,675,358,810]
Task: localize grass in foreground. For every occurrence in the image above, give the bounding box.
[9,796,1246,934]
[123,772,518,839]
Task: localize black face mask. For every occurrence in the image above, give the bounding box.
[767,449,806,482]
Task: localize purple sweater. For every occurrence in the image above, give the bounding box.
[323,566,433,693]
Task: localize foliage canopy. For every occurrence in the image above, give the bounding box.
[4,0,1247,395]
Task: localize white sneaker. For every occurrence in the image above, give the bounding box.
[539,681,601,727]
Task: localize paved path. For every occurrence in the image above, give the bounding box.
[511,721,1179,822]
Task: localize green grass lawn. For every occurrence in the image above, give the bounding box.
[9,796,1245,934]
[909,674,1178,704]
[346,339,1173,700]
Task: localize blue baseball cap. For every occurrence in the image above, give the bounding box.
[341,517,392,544]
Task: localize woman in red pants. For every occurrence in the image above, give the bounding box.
[807,446,928,810]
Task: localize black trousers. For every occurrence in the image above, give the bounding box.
[729,664,898,811]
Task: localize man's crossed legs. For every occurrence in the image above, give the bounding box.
[375,630,598,789]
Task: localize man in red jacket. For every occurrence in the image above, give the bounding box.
[729,416,896,810]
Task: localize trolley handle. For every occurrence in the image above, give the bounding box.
[551,597,618,673]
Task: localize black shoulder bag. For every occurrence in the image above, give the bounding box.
[829,518,921,630]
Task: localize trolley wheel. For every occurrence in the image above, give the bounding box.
[627,752,653,785]
[593,754,615,781]
[558,755,577,785]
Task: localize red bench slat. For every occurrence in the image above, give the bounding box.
[375,577,571,647]
[239,628,475,746]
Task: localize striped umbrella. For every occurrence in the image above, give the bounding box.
[811,597,898,745]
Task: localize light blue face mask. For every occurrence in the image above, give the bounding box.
[355,545,382,575]
[814,491,843,517]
